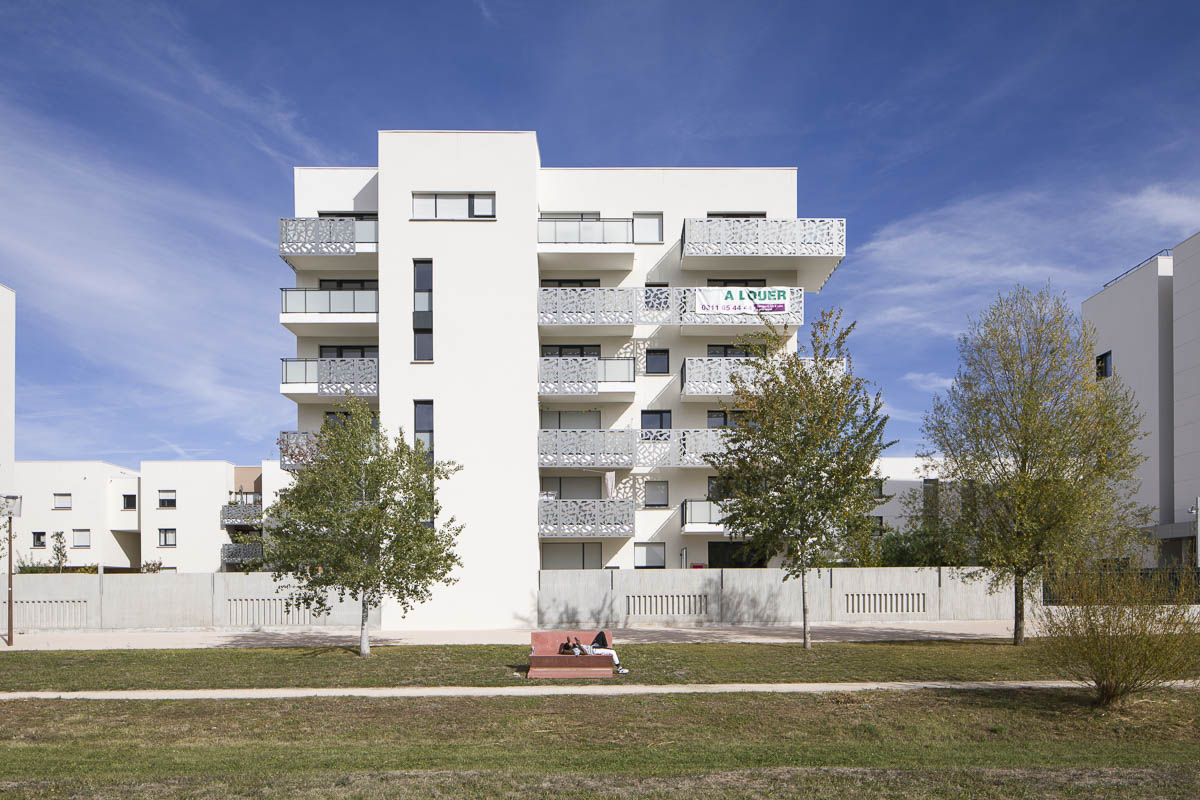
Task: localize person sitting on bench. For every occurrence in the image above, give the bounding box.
[574,632,629,674]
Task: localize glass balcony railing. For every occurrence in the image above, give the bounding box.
[281,289,378,314]
[682,499,726,526]
[538,218,634,244]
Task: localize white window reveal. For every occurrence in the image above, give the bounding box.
[412,192,496,220]
[633,213,663,243]
[72,529,91,548]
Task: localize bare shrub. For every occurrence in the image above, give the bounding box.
[1036,566,1200,706]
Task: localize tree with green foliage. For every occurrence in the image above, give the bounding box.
[706,309,895,648]
[51,531,67,573]
[266,396,463,657]
[919,285,1150,645]
[879,480,976,567]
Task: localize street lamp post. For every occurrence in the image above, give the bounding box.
[4,495,22,647]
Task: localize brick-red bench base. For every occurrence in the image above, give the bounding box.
[529,630,614,678]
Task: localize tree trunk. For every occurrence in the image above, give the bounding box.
[1013,573,1025,646]
[801,568,811,650]
[359,596,371,657]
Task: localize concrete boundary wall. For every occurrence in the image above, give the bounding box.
[538,568,1030,626]
[0,573,382,631]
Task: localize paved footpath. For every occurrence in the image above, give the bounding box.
[2,680,1195,701]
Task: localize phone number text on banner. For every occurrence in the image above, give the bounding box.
[694,287,790,314]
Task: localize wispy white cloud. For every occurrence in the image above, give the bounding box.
[473,0,498,26]
[901,372,954,392]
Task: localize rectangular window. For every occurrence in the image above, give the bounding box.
[53,493,71,510]
[645,480,669,508]
[412,192,496,219]
[122,494,137,510]
[1096,351,1112,380]
[643,282,670,311]
[158,528,177,547]
[871,479,885,499]
[158,490,176,509]
[635,542,666,569]
[707,410,745,428]
[707,278,766,287]
[871,516,885,536]
[633,213,663,243]
[640,410,671,440]
[414,260,433,362]
[541,278,601,288]
[645,349,669,375]
[707,344,748,358]
[707,212,767,218]
[540,409,601,430]
[72,529,90,548]
[415,400,434,456]
[32,531,46,548]
[318,279,378,290]
[541,541,603,570]
[540,476,603,500]
[541,344,601,357]
[319,345,378,359]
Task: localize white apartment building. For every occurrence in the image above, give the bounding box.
[0,284,13,494]
[1083,231,1200,566]
[8,459,268,573]
[276,129,847,628]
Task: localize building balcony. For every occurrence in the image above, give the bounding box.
[538,429,637,469]
[537,218,635,270]
[538,496,635,538]
[680,218,846,289]
[538,357,635,402]
[279,430,317,472]
[681,499,730,535]
[680,357,755,400]
[637,428,728,468]
[221,541,264,565]
[537,287,802,333]
[281,358,379,403]
[280,289,378,336]
[278,217,378,271]
[220,498,262,528]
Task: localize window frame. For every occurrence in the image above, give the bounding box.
[31,531,46,549]
[122,494,137,510]
[158,490,177,509]
[412,192,496,220]
[644,480,669,508]
[634,541,667,569]
[52,493,72,510]
[645,349,670,375]
[158,528,177,548]
[71,529,91,549]
[1096,351,1112,380]
[632,212,664,244]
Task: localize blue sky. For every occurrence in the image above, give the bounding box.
[1,0,1199,468]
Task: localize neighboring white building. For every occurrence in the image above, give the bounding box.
[9,460,267,573]
[1083,233,1200,566]
[276,129,847,628]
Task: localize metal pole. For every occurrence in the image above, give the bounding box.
[7,514,12,647]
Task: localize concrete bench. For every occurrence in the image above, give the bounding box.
[528,630,614,678]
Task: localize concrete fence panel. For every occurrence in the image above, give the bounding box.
[721,568,834,624]
[101,574,216,628]
[537,569,615,627]
[831,568,941,622]
[614,569,721,625]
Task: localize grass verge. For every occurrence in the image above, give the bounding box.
[0,640,1092,691]
[0,690,1198,798]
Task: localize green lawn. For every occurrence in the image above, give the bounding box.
[1,690,1198,798]
[0,640,1085,691]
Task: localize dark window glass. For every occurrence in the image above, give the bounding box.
[319,345,377,359]
[707,344,748,358]
[707,410,745,428]
[706,212,767,218]
[1096,351,1112,379]
[415,331,433,362]
[414,261,433,292]
[646,349,669,375]
[122,494,137,510]
[541,345,601,357]
[32,531,46,548]
[318,279,378,289]
[707,278,766,287]
[640,410,671,439]
[541,279,601,287]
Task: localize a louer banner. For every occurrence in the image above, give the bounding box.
[694,287,790,314]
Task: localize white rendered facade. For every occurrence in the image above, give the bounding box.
[277,130,846,629]
[1083,236,1200,566]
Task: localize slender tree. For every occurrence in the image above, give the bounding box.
[266,396,463,656]
[706,309,895,648]
[51,531,67,573]
[920,285,1150,644]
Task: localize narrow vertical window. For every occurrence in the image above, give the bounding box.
[414,260,433,361]
[633,213,663,243]
[414,401,434,459]
[1096,351,1112,380]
